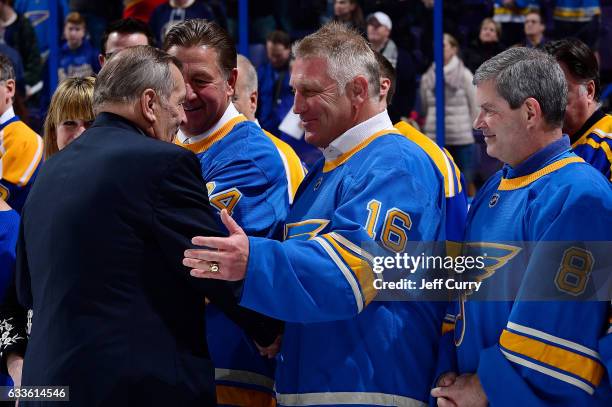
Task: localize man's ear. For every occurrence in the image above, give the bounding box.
[140,88,157,123]
[586,79,596,102]
[98,54,105,68]
[523,97,542,126]
[380,77,391,102]
[226,67,238,97]
[351,75,369,105]
[249,90,258,113]
[5,79,15,99]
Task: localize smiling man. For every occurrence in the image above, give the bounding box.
[184,22,449,406]
[163,19,303,406]
[432,47,612,406]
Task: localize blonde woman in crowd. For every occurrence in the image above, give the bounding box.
[421,33,477,194]
[43,76,95,158]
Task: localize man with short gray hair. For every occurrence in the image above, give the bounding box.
[13,45,278,406]
[432,47,612,406]
[184,22,448,406]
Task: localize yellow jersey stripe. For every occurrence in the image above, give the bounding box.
[494,6,537,15]
[323,129,397,173]
[583,138,612,181]
[572,115,612,148]
[216,385,276,407]
[322,234,377,306]
[500,329,604,387]
[263,130,305,204]
[0,122,43,186]
[394,121,461,197]
[501,349,596,395]
[174,115,247,154]
[498,157,584,190]
[328,231,375,262]
[442,322,455,335]
[313,236,364,312]
[18,135,43,186]
[553,7,600,19]
[444,148,463,193]
[506,321,600,359]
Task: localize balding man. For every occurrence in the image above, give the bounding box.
[11,46,278,406]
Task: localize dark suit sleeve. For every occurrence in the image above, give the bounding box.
[151,149,281,346]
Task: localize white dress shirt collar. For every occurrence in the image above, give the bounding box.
[323,110,394,161]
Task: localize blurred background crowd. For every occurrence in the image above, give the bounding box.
[1,0,611,194]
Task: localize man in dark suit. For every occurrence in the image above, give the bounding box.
[10,45,278,406]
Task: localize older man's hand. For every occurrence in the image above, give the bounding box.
[430,373,487,407]
[183,209,249,281]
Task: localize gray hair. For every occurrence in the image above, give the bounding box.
[236,54,257,94]
[93,45,182,109]
[292,22,380,98]
[0,54,15,82]
[474,47,567,127]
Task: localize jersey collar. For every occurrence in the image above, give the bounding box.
[177,102,240,144]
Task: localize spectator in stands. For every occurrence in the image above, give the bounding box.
[15,0,69,63]
[492,0,539,46]
[43,76,94,159]
[58,12,100,81]
[68,0,123,53]
[553,0,601,51]
[0,54,42,214]
[421,33,477,193]
[522,10,546,48]
[545,38,612,181]
[367,12,396,67]
[99,18,155,66]
[464,18,506,77]
[333,0,365,36]
[257,30,322,167]
[149,0,217,47]
[0,0,41,97]
[15,0,69,64]
[257,30,292,134]
[367,11,417,123]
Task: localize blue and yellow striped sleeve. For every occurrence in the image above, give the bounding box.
[572,131,612,181]
[0,121,43,212]
[478,303,608,406]
[240,167,444,323]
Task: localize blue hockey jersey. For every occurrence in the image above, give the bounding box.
[58,40,100,81]
[176,108,304,406]
[394,120,467,242]
[493,0,540,23]
[554,0,600,22]
[440,137,612,406]
[240,111,448,405]
[571,109,612,181]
